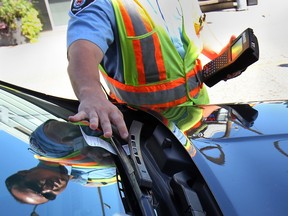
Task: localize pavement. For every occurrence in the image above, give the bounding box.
[0,0,287,104]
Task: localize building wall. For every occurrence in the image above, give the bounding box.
[48,0,70,27]
[33,0,70,31]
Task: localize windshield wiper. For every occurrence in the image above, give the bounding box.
[110,123,156,216]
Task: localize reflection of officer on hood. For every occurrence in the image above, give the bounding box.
[157,104,258,165]
[152,105,207,157]
[5,120,118,205]
[160,105,220,139]
[5,162,70,205]
[29,120,116,185]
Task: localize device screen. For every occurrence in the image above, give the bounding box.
[231,37,243,61]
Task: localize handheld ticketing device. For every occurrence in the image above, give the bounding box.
[202,28,259,87]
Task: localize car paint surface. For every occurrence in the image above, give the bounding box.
[0,86,125,216]
[190,101,288,215]
[1,81,288,215]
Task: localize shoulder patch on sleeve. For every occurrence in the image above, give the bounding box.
[71,0,95,15]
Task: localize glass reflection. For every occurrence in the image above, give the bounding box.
[154,104,258,140]
[5,120,117,205]
[274,140,288,158]
[154,103,258,165]
[1,84,263,215]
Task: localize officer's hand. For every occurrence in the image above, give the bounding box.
[68,93,128,140]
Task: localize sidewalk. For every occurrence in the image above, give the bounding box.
[0,26,74,98]
[0,0,287,103]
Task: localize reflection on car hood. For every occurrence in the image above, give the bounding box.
[0,84,125,216]
[191,101,288,216]
[1,80,288,216]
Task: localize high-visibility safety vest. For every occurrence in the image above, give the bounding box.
[35,150,100,167]
[35,151,117,186]
[100,0,209,108]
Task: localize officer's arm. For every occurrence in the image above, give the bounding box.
[67,40,128,139]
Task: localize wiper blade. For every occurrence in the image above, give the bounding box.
[128,120,152,188]
[110,131,156,216]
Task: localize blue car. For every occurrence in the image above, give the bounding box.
[0,80,287,216]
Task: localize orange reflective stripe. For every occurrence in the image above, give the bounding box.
[118,0,146,84]
[138,7,166,81]
[137,5,157,85]
[110,93,188,108]
[110,0,204,108]
[101,69,202,108]
[102,67,200,93]
[118,1,134,36]
[117,0,166,84]
[35,154,98,167]
[150,85,201,108]
[134,40,146,84]
[152,33,166,81]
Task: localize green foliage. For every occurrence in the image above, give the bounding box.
[0,0,43,43]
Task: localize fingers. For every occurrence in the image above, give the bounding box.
[110,110,129,140]
[98,111,113,138]
[68,110,99,129]
[99,108,129,140]
[68,111,88,122]
[88,112,100,130]
[68,102,128,140]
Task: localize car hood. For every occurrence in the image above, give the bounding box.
[190,101,288,216]
[1,80,288,216]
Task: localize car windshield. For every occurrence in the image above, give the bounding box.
[0,87,125,216]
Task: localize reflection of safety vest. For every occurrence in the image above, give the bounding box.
[35,151,116,186]
[100,0,208,108]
